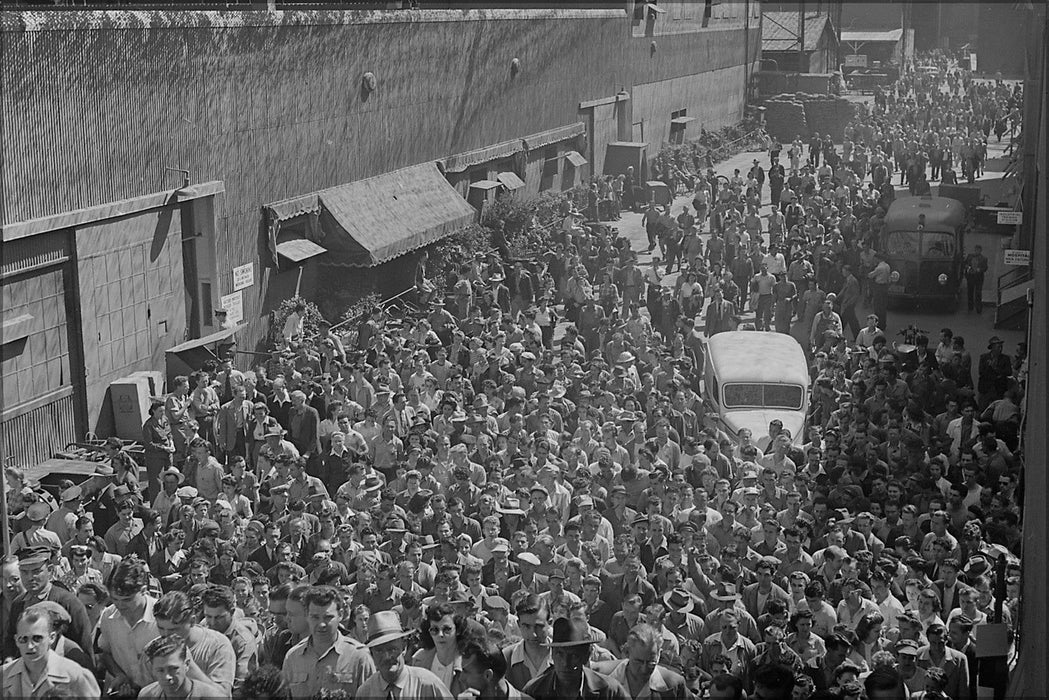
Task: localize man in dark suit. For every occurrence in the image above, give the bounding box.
[287,389,321,475]
[524,617,630,700]
[126,509,164,563]
[704,287,738,336]
[592,622,688,699]
[481,541,519,588]
[741,558,791,620]
[3,549,93,660]
[602,553,657,612]
[248,521,282,572]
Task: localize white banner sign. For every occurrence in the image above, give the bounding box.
[232,263,254,291]
[220,291,244,324]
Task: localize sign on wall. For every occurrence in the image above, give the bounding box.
[1003,249,1030,266]
[996,211,1022,226]
[232,263,254,291]
[220,291,244,324]
[844,54,868,68]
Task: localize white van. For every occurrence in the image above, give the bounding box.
[702,331,810,445]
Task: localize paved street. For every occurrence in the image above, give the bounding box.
[606,135,1025,358]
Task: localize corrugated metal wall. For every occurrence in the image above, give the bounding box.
[76,207,187,428]
[2,9,759,356]
[2,392,78,469]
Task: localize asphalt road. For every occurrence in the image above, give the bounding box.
[604,136,1026,359]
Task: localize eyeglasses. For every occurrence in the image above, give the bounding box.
[15,635,48,645]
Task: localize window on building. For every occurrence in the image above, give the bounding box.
[540,147,559,192]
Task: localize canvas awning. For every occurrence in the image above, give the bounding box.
[276,239,327,264]
[441,139,524,174]
[315,162,476,268]
[841,29,904,44]
[523,123,586,151]
[496,172,526,190]
[565,151,588,167]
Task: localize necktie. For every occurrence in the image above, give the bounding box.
[223,373,233,403]
[386,684,397,700]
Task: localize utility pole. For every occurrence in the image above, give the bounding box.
[798,0,805,73]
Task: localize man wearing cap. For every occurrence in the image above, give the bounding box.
[4,549,93,661]
[918,621,970,700]
[10,503,61,554]
[45,487,83,545]
[356,609,452,699]
[504,552,549,602]
[523,616,629,700]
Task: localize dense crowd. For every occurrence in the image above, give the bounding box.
[0,52,1027,700]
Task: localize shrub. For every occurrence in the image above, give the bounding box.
[269,296,324,345]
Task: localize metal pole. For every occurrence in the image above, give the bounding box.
[0,482,10,555]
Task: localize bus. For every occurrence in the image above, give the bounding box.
[881,195,966,305]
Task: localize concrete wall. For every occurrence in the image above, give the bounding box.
[0,7,759,361]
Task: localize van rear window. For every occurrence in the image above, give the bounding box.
[723,383,804,410]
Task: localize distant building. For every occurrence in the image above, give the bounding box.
[761,10,839,73]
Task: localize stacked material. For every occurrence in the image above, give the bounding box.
[763,93,861,141]
[803,94,860,140]
[764,96,809,141]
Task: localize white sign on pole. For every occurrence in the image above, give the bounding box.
[232,263,254,291]
[996,211,1022,226]
[220,291,244,324]
[1003,249,1031,266]
[969,53,977,72]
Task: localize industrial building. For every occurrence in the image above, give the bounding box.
[0,2,761,465]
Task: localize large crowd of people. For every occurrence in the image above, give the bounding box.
[0,52,1027,700]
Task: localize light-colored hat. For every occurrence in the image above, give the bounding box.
[366,610,413,648]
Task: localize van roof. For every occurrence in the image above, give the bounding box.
[884,196,965,233]
[707,331,809,385]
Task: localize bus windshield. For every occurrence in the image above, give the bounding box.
[885,231,956,258]
[722,383,805,410]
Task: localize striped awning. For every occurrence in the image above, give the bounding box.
[523,123,586,151]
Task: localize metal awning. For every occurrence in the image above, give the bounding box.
[276,239,328,264]
[469,180,503,191]
[523,123,586,151]
[496,172,526,190]
[670,117,696,125]
[317,162,477,268]
[565,151,588,167]
[167,324,244,355]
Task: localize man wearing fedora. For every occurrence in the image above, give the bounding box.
[356,609,453,699]
[522,616,629,700]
